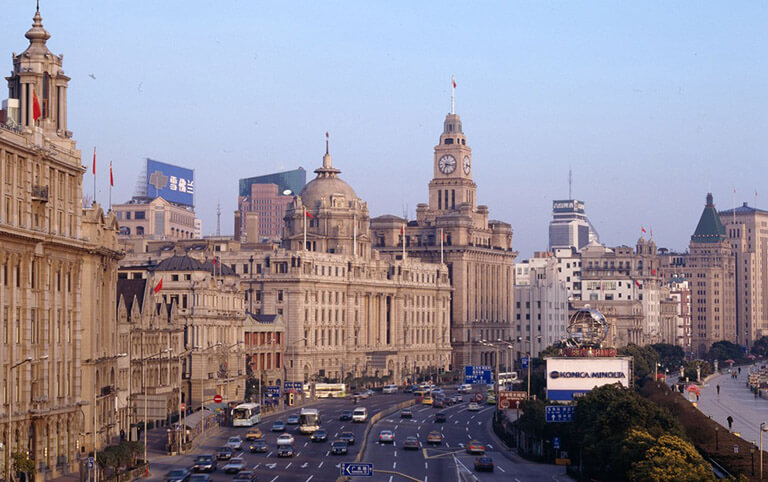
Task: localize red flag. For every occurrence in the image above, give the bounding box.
[213,257,217,266]
[32,89,42,122]
[153,278,163,294]
[400,225,404,235]
[635,279,642,288]
[305,210,314,219]
[651,268,657,275]
[92,147,96,175]
[109,161,114,187]
[451,76,456,88]
[641,226,646,234]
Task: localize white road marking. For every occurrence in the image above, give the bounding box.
[305,476,314,482]
[326,451,330,456]
[254,464,260,469]
[394,425,399,430]
[425,462,428,469]
[267,451,273,457]
[339,425,345,430]
[477,421,482,426]
[301,463,308,468]
[394,450,397,457]
[497,466,505,473]
[286,463,292,469]
[419,442,423,448]
[459,443,464,448]
[393,461,397,469]
[467,434,472,439]
[487,444,493,449]
[470,415,476,420]
[295,451,301,456]
[318,461,324,468]
[454,421,459,424]
[270,477,279,482]
[388,477,393,482]
[304,442,308,447]
[425,477,428,482]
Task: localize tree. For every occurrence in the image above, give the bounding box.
[619,344,660,383]
[752,336,768,357]
[707,340,743,362]
[649,344,685,371]
[539,344,562,358]
[683,360,712,382]
[11,451,35,481]
[623,429,715,481]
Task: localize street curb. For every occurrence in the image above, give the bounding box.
[336,398,416,481]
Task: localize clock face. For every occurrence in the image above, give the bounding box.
[463,156,471,174]
[438,155,456,174]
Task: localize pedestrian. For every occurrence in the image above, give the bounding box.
[717,384,720,396]
[739,367,742,374]
[696,393,700,401]
[727,415,734,431]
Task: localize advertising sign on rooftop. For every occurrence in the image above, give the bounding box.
[145,158,194,207]
[546,357,631,401]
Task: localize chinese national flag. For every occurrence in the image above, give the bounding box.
[641,226,646,234]
[92,147,96,175]
[153,278,163,294]
[110,162,114,187]
[400,225,404,235]
[305,210,314,218]
[32,89,42,122]
[451,76,456,88]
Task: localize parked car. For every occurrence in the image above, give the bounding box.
[339,432,356,445]
[277,445,294,457]
[163,469,191,482]
[339,410,353,421]
[400,408,413,419]
[271,420,286,432]
[378,430,394,443]
[474,456,494,472]
[311,429,328,442]
[232,470,258,482]
[331,440,348,455]
[403,436,419,450]
[466,440,485,454]
[222,457,246,474]
[427,431,443,445]
[277,433,295,446]
[248,440,268,453]
[287,414,300,425]
[192,454,217,472]
[226,436,243,451]
[245,428,263,441]
[216,447,233,460]
[435,412,447,423]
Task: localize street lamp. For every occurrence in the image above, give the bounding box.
[714,425,719,450]
[194,343,221,441]
[760,422,768,481]
[480,339,514,405]
[284,338,308,407]
[6,354,47,482]
[139,348,171,469]
[93,353,127,481]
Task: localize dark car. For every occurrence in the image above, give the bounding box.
[474,456,494,472]
[435,412,447,423]
[404,385,417,393]
[163,469,191,482]
[189,475,210,482]
[271,420,286,432]
[433,398,445,408]
[339,432,356,445]
[331,440,348,455]
[232,470,258,482]
[287,414,300,425]
[277,445,294,457]
[216,447,233,460]
[403,436,419,450]
[339,410,353,421]
[311,429,328,442]
[248,440,268,453]
[400,408,413,419]
[192,454,217,472]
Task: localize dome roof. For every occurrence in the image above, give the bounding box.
[153,255,205,271]
[299,134,358,208]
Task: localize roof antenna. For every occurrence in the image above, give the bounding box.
[325,131,329,155]
[37,0,40,12]
[568,166,573,200]
[216,201,221,236]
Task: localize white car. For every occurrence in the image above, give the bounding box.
[222,457,245,474]
[276,433,295,446]
[468,402,480,411]
[458,384,473,394]
[378,430,394,443]
[226,436,243,451]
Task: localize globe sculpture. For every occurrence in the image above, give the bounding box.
[565,307,609,348]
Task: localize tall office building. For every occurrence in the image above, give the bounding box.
[0,8,122,479]
[719,202,768,347]
[687,193,736,356]
[235,168,306,242]
[548,199,599,251]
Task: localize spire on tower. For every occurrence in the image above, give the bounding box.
[450,76,456,115]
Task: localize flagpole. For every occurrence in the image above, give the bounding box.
[402,224,405,260]
[450,76,455,115]
[93,147,96,205]
[353,214,357,257]
[303,210,307,251]
[440,228,444,265]
[109,161,112,211]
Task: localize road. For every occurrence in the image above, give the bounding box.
[146,388,570,482]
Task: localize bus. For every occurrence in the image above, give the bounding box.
[231,403,261,427]
[299,408,321,434]
[497,372,519,391]
[315,383,346,398]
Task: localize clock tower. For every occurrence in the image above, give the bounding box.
[428,112,477,212]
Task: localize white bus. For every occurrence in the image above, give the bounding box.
[315,383,346,398]
[299,408,321,434]
[231,403,261,427]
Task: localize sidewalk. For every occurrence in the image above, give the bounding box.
[694,366,768,447]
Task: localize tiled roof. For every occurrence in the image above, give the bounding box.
[153,255,206,271]
[691,193,726,244]
[719,202,768,216]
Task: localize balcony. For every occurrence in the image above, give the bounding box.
[31,185,49,203]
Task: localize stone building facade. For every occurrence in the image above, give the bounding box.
[370,111,516,369]
[0,8,121,480]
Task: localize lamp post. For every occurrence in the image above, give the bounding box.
[6,355,48,482]
[194,343,221,441]
[284,338,308,406]
[93,353,127,482]
[480,339,514,405]
[139,348,171,470]
[714,425,719,451]
[760,422,768,481]
[752,445,756,476]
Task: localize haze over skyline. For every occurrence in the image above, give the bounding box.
[4,1,766,258]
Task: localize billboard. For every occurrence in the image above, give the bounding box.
[145,158,194,207]
[546,357,631,401]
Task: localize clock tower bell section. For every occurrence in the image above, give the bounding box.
[429,112,477,213]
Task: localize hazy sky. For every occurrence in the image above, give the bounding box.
[4,2,767,258]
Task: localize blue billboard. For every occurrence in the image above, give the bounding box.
[145,159,194,207]
[464,365,493,385]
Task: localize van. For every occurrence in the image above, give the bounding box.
[457,384,473,394]
[352,407,368,423]
[382,384,398,394]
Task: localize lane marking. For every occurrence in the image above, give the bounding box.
[318,461,324,468]
[393,461,397,469]
[270,477,279,482]
[389,477,393,482]
[325,451,330,456]
[306,476,313,482]
[285,463,292,469]
[425,462,428,469]
[498,466,505,473]
[267,451,273,457]
[301,463,308,468]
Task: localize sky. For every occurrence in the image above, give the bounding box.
[3,1,767,258]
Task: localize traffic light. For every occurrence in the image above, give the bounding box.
[288,393,295,406]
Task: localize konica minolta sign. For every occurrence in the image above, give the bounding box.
[546,357,632,401]
[549,371,626,379]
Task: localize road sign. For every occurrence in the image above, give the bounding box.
[464,365,492,385]
[498,391,527,409]
[213,394,223,404]
[521,357,529,369]
[734,445,739,454]
[545,405,575,423]
[283,381,303,391]
[340,462,374,477]
[86,457,94,469]
[553,437,561,449]
[474,392,485,402]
